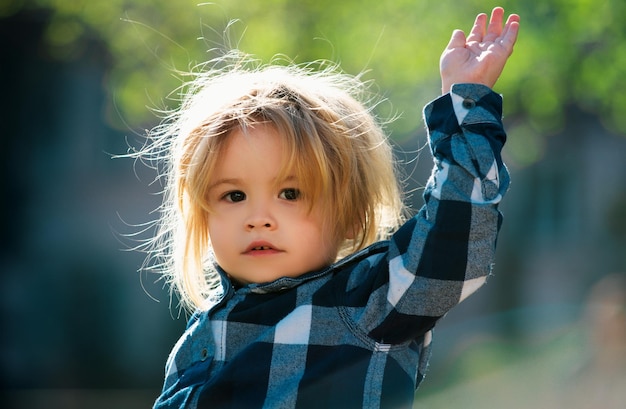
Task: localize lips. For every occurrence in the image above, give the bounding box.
[244,241,282,255]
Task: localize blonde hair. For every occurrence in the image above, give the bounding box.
[138,52,405,312]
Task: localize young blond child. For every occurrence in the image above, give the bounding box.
[143,7,520,408]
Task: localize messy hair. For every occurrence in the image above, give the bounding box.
[137,51,405,312]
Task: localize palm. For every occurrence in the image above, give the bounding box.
[440,8,520,93]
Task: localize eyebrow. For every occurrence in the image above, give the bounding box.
[208,175,299,191]
[208,178,241,191]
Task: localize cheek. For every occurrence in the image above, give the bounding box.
[301,213,338,257]
[207,215,232,250]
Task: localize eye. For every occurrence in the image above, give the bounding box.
[223,190,246,203]
[279,188,301,201]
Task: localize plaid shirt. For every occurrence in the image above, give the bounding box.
[154,83,510,409]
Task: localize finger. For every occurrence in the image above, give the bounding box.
[445,29,467,50]
[505,13,521,26]
[484,7,505,42]
[499,18,520,54]
[489,7,505,29]
[466,13,487,43]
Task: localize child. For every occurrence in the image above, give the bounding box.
[143,7,520,409]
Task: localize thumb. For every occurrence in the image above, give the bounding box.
[446,29,467,50]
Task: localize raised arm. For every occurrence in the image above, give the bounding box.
[366,8,520,345]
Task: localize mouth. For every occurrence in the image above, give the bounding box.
[251,246,273,251]
[244,241,282,255]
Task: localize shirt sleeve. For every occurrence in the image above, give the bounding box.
[366,83,510,344]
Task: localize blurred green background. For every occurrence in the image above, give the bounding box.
[1,0,625,408]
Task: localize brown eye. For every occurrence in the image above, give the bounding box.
[279,188,300,201]
[223,191,246,202]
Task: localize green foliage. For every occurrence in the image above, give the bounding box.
[6,0,626,161]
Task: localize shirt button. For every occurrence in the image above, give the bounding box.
[200,348,209,361]
[462,98,476,109]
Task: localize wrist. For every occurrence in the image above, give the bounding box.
[441,80,452,95]
[443,81,495,95]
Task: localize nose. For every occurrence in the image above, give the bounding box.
[246,219,273,230]
[245,202,276,231]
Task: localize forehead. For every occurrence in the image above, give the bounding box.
[211,124,288,182]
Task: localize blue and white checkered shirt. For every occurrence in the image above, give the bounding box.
[154,83,510,409]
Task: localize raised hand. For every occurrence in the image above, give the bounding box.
[440,7,520,94]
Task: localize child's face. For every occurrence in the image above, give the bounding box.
[206,124,339,285]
